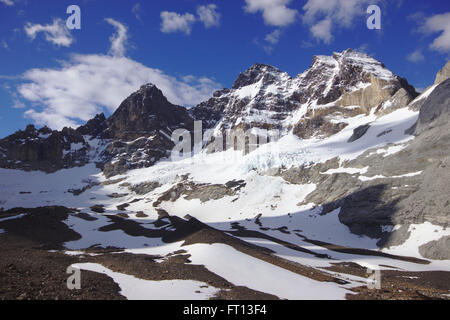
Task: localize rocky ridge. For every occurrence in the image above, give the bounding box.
[0,49,418,175]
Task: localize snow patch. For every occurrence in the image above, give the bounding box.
[72,263,220,300]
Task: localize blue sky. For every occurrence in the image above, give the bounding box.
[0,0,449,137]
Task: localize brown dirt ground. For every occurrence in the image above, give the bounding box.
[1,206,449,300]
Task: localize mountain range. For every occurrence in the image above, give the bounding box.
[0,49,449,300]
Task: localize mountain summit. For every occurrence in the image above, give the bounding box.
[191,49,418,140]
[105,84,193,140]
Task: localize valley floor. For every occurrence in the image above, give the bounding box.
[0,205,449,300]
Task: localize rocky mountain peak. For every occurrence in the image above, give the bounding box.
[190,49,419,142]
[296,49,417,111]
[105,84,193,140]
[77,113,107,137]
[232,63,286,89]
[435,60,450,85]
[133,83,167,103]
[302,49,396,92]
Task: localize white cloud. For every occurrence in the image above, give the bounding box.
[0,0,14,6]
[418,12,450,54]
[407,49,425,63]
[19,55,221,129]
[24,18,74,47]
[244,0,298,27]
[302,0,379,44]
[265,29,281,44]
[160,11,196,35]
[160,4,221,35]
[16,20,221,130]
[105,18,128,57]
[310,18,332,44]
[197,4,221,28]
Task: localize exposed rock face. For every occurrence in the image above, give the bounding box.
[105,84,193,140]
[100,84,194,177]
[347,124,371,143]
[77,113,108,137]
[419,236,450,260]
[338,75,416,113]
[232,63,283,90]
[410,79,450,135]
[0,124,89,172]
[153,180,246,207]
[128,181,162,195]
[377,88,415,115]
[435,60,450,84]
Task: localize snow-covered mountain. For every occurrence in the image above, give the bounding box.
[0,50,449,300]
[192,49,417,138]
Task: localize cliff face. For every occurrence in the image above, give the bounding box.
[435,60,450,85]
[105,84,194,140]
[0,124,90,172]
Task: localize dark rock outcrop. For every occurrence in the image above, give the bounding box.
[347,124,371,142]
[0,124,89,172]
[77,113,108,137]
[410,79,450,135]
[105,84,193,140]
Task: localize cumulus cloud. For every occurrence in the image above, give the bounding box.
[105,18,128,57]
[15,19,221,129]
[24,18,74,47]
[18,54,220,129]
[310,18,332,44]
[407,49,425,63]
[197,4,221,28]
[418,12,450,54]
[244,0,298,27]
[160,11,196,35]
[160,4,221,34]
[302,0,379,44]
